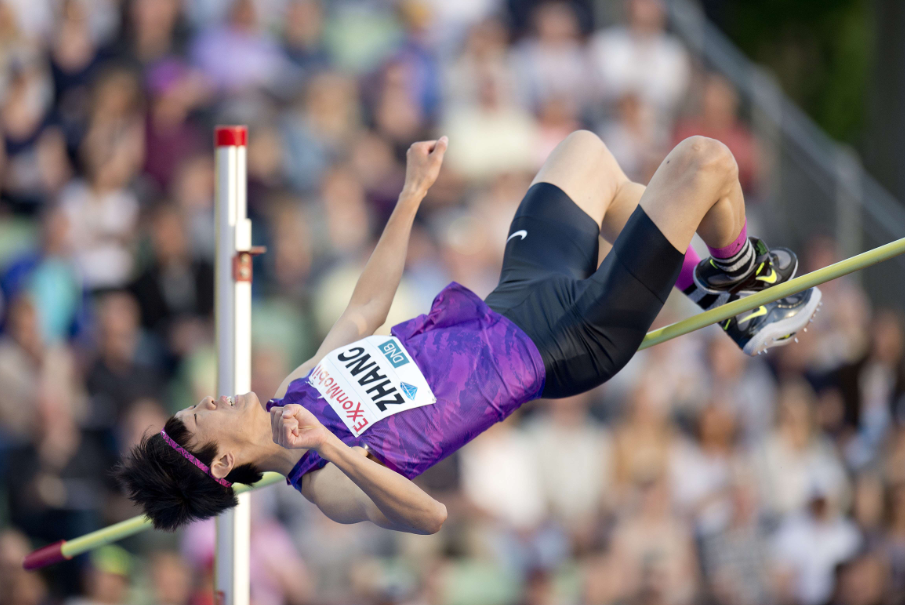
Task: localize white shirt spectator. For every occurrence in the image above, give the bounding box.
[511,2,593,110]
[460,422,546,529]
[589,25,690,117]
[525,405,614,525]
[597,93,666,182]
[59,180,138,290]
[669,437,734,534]
[425,0,503,56]
[750,431,850,518]
[3,0,54,41]
[511,38,593,110]
[442,19,520,112]
[772,511,861,605]
[441,102,541,181]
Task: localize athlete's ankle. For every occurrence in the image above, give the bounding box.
[708,241,755,282]
[706,221,755,282]
[706,220,748,259]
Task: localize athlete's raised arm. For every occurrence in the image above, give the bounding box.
[271,404,447,534]
[274,137,448,398]
[341,136,448,337]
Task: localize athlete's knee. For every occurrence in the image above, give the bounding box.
[561,130,610,160]
[563,130,624,176]
[673,136,738,180]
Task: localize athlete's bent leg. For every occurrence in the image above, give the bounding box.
[639,136,744,253]
[488,134,820,400]
[539,137,818,395]
[485,130,637,306]
[525,131,741,261]
[599,136,820,358]
[487,134,736,397]
[528,132,734,264]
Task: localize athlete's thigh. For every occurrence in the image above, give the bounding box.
[497,182,600,284]
[532,130,629,228]
[485,184,599,316]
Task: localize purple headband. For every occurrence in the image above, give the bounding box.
[159,430,232,488]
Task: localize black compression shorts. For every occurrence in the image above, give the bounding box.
[484,182,684,398]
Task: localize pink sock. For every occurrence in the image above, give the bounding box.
[675,246,701,291]
[707,220,748,259]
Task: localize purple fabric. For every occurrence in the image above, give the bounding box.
[160,430,232,487]
[707,220,748,259]
[676,246,702,291]
[268,282,545,487]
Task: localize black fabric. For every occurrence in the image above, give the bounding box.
[485,183,684,398]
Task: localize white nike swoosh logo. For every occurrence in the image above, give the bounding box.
[507,230,528,242]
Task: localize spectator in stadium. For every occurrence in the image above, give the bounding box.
[526,391,614,533]
[65,546,133,605]
[190,0,296,95]
[0,294,85,442]
[751,380,850,520]
[674,74,759,194]
[0,204,86,343]
[589,0,690,121]
[609,475,699,605]
[0,530,50,605]
[598,92,666,182]
[699,479,773,605]
[771,485,861,605]
[85,292,162,427]
[511,2,593,111]
[837,310,905,468]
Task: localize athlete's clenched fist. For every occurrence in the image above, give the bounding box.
[270,403,331,450]
[401,136,448,198]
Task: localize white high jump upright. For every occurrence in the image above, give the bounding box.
[214,125,257,605]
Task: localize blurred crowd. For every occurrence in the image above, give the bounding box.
[0,0,902,604]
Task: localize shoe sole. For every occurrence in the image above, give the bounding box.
[742,287,822,356]
[694,255,799,296]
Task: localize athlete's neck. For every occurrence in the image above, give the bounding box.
[240,397,307,476]
[253,438,307,476]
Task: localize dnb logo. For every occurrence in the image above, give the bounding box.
[379,339,410,368]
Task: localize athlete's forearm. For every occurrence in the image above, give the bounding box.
[346,191,422,333]
[345,138,447,334]
[316,433,447,534]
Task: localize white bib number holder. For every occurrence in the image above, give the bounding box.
[308,336,436,436]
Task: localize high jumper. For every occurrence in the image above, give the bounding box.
[115,130,821,535]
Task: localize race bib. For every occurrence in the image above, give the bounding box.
[308,336,436,436]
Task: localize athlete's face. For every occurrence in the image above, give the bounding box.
[174,392,270,468]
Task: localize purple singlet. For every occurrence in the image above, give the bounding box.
[267,282,545,488]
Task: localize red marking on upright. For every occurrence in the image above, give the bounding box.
[215,126,248,147]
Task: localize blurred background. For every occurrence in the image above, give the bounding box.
[1,0,905,604]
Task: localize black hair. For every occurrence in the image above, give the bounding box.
[113,416,263,531]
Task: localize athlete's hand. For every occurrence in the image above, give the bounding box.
[401,136,448,198]
[270,404,331,450]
